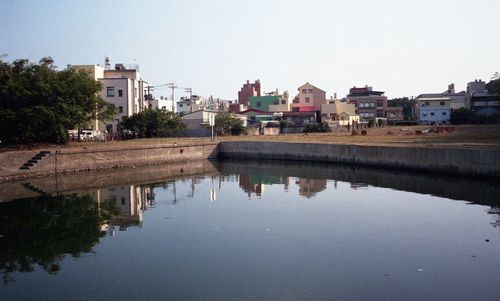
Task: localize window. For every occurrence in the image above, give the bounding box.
[107,87,115,97]
[423,113,427,117]
[440,101,445,106]
[134,88,137,98]
[370,112,375,117]
[118,106,123,113]
[179,104,183,107]
[293,98,299,103]
[302,89,307,93]
[377,101,384,107]
[118,89,123,97]
[425,101,430,106]
[442,112,447,116]
[281,100,286,104]
[305,97,310,103]
[369,103,375,107]
[274,100,279,105]
[430,112,435,116]
[256,101,262,107]
[308,89,313,93]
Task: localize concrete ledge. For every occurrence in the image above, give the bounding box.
[0,143,219,182]
[2,140,498,182]
[218,141,500,177]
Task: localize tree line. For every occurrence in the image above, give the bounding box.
[0,56,116,145]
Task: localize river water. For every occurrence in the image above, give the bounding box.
[1,160,499,301]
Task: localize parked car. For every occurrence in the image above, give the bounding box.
[79,130,94,141]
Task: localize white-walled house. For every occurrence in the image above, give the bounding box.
[182,110,218,136]
[72,63,150,135]
[417,97,451,124]
[149,96,172,111]
[321,100,358,126]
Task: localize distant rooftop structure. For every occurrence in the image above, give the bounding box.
[348,86,385,96]
[113,63,140,72]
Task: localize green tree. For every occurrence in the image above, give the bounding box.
[486,77,500,94]
[215,112,245,136]
[450,108,476,124]
[121,108,185,138]
[303,122,331,133]
[0,56,116,145]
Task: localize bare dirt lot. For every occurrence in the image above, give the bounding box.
[2,125,500,152]
[221,124,500,149]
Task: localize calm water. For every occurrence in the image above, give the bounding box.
[1,160,500,301]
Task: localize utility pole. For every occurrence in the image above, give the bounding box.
[167,83,177,113]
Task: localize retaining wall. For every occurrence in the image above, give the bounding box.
[218,141,500,177]
[0,143,218,182]
[2,140,499,182]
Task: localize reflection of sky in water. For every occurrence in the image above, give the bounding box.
[1,168,500,301]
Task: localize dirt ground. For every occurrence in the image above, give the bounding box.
[220,124,500,149]
[2,125,500,152]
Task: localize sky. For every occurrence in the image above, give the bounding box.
[1,0,499,100]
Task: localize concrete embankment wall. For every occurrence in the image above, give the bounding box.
[219,141,500,177]
[1,140,499,182]
[0,160,218,203]
[0,143,218,182]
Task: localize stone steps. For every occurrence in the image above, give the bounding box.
[19,151,51,170]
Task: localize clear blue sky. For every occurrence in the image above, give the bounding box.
[1,0,499,100]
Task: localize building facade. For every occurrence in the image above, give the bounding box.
[248,95,279,112]
[72,62,150,135]
[292,83,326,111]
[346,86,387,120]
[468,80,500,115]
[238,80,261,107]
[417,97,451,124]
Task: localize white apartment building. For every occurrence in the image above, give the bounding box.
[72,61,150,135]
[417,97,451,124]
[150,96,172,111]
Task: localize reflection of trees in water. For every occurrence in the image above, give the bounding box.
[0,193,115,285]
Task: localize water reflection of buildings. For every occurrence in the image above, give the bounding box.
[95,185,154,233]
[350,182,369,190]
[238,174,327,199]
[296,178,327,198]
[239,174,289,197]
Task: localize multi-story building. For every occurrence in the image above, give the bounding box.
[417,97,451,124]
[268,90,292,112]
[248,95,278,112]
[346,86,387,120]
[237,79,261,107]
[418,83,468,111]
[292,83,326,112]
[385,106,404,122]
[150,96,172,111]
[468,79,500,115]
[176,95,204,114]
[72,60,150,135]
[320,98,357,126]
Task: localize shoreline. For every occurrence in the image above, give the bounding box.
[0,140,499,183]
